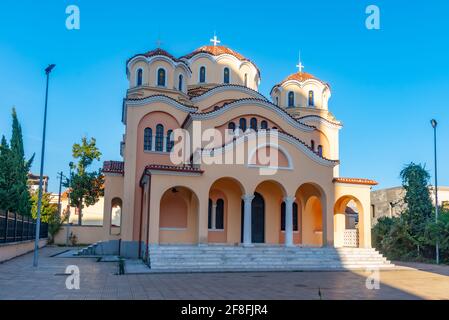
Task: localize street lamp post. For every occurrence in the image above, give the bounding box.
[33,64,56,267]
[431,119,439,265]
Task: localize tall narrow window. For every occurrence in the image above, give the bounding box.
[178,74,183,91]
[228,122,236,131]
[166,130,174,152]
[288,91,295,107]
[244,73,248,87]
[157,68,166,87]
[216,199,224,229]
[223,67,230,84]
[239,118,247,132]
[311,140,315,151]
[261,120,268,130]
[250,117,258,131]
[136,69,143,87]
[144,128,152,151]
[317,145,323,156]
[308,90,314,107]
[199,66,206,83]
[208,199,212,229]
[275,96,279,106]
[155,124,164,151]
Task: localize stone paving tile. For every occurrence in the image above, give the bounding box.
[1,246,449,300]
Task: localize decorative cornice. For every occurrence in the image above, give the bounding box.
[191,84,268,103]
[103,161,124,175]
[298,115,342,129]
[333,178,378,186]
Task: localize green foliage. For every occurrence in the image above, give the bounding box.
[64,137,104,225]
[0,109,34,216]
[373,163,449,264]
[30,191,67,243]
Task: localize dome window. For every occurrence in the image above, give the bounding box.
[155,124,164,151]
[288,91,295,108]
[178,74,183,91]
[261,120,268,130]
[199,66,206,83]
[239,118,247,132]
[223,67,230,84]
[244,73,248,87]
[308,90,314,107]
[136,69,143,87]
[144,127,152,151]
[157,68,166,87]
[228,122,236,132]
[250,118,258,131]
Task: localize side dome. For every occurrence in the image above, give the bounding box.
[181,39,261,92]
[271,70,331,113]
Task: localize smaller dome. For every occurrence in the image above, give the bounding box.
[279,72,327,86]
[128,47,189,67]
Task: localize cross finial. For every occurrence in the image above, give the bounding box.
[296,51,304,73]
[210,32,220,46]
[156,37,163,48]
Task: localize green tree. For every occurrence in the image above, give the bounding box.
[64,137,104,225]
[0,109,34,215]
[0,136,15,211]
[400,163,433,237]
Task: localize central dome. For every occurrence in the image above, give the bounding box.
[182,45,248,61]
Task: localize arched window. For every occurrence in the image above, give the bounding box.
[281,201,298,231]
[261,120,268,130]
[288,91,295,107]
[110,198,122,235]
[244,73,248,87]
[144,128,152,151]
[239,118,247,132]
[308,90,314,107]
[155,124,164,151]
[136,69,143,87]
[275,96,279,106]
[250,117,258,131]
[317,145,323,156]
[199,66,206,83]
[216,199,224,229]
[166,129,174,152]
[208,199,212,229]
[223,67,230,84]
[178,74,183,91]
[157,68,166,87]
[228,122,236,131]
[311,140,315,151]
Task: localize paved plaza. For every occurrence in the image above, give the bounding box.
[0,246,448,300]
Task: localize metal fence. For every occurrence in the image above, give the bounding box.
[0,210,48,244]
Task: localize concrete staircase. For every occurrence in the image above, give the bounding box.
[148,245,395,272]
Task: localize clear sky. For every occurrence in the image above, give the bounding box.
[0,0,448,193]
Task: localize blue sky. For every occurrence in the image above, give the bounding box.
[0,0,448,193]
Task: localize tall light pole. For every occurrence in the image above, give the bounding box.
[430,119,439,265]
[33,64,56,267]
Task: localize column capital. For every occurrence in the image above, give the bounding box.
[242,194,255,202]
[283,196,296,204]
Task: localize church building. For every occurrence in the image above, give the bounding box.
[100,35,378,260]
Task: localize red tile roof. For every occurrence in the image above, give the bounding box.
[128,48,189,67]
[333,178,378,186]
[103,161,124,175]
[144,164,203,174]
[271,72,329,92]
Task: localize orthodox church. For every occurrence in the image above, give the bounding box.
[100,35,378,261]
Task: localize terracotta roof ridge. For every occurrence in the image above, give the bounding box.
[333,177,378,186]
[190,84,268,101]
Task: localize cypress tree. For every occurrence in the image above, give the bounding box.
[0,136,15,211]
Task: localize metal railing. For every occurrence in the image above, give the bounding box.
[0,210,48,244]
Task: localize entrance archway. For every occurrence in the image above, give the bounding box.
[334,196,363,248]
[159,186,199,244]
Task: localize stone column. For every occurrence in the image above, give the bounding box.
[242,194,255,246]
[151,135,156,152]
[284,196,296,247]
[162,135,167,152]
[211,202,217,230]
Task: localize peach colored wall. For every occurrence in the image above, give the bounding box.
[0,240,47,263]
[160,190,188,228]
[103,174,124,240]
[54,225,106,245]
[250,147,290,168]
[208,189,227,243]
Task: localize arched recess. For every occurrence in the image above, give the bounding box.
[334,195,363,248]
[295,183,326,247]
[110,198,122,236]
[208,177,244,244]
[247,180,287,244]
[159,186,199,244]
